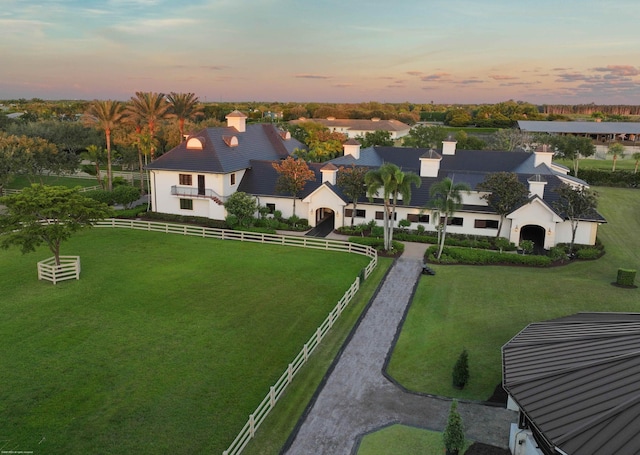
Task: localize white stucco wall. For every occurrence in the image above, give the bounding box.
[510,423,543,455]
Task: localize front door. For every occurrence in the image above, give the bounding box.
[197,175,205,196]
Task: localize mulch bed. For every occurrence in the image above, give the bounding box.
[464,442,511,455]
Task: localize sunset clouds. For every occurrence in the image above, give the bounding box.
[1,0,638,104]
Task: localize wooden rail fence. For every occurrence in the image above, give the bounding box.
[94,218,377,455]
[37,256,81,284]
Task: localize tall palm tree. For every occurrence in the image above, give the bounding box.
[83,100,124,191]
[166,92,204,140]
[429,177,470,259]
[125,92,170,160]
[365,163,421,251]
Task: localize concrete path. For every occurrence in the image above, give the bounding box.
[283,242,516,455]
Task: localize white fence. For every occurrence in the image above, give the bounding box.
[94,218,377,455]
[37,256,81,284]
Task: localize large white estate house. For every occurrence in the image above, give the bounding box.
[146,111,605,249]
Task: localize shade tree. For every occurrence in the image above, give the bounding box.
[336,165,368,227]
[272,156,316,216]
[477,172,529,238]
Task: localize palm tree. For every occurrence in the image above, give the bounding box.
[83,100,124,191]
[429,177,470,259]
[365,163,421,251]
[125,92,170,160]
[166,92,204,140]
[607,142,625,171]
[633,152,640,174]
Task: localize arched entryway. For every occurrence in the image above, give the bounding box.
[305,208,335,237]
[520,225,546,253]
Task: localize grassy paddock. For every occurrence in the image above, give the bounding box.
[6,174,98,189]
[387,187,640,401]
[0,229,371,454]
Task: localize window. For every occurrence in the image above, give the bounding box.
[346,209,366,218]
[179,174,192,185]
[407,214,430,223]
[474,219,499,229]
[375,211,396,220]
[441,216,463,226]
[266,203,276,214]
[230,173,236,185]
[180,199,193,210]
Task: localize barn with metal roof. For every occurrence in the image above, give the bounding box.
[502,313,640,455]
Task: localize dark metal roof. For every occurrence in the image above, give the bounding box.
[503,313,640,455]
[518,120,640,135]
[146,124,304,174]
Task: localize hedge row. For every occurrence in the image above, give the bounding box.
[575,169,640,188]
[427,246,553,267]
[348,237,405,255]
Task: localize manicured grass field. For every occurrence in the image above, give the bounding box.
[0,228,372,454]
[6,174,98,189]
[356,425,471,455]
[388,187,640,401]
[556,157,639,172]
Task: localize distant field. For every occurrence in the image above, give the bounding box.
[0,228,371,454]
[556,157,639,172]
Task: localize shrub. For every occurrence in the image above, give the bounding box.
[398,219,411,230]
[141,211,227,229]
[84,189,115,205]
[113,205,148,219]
[520,240,534,255]
[371,226,384,237]
[112,185,141,208]
[452,349,469,389]
[416,224,425,234]
[548,246,568,262]
[427,246,553,267]
[617,268,637,287]
[225,215,239,228]
[494,237,512,253]
[576,248,602,260]
[443,401,465,455]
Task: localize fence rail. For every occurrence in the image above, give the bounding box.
[94,218,377,454]
[37,256,81,284]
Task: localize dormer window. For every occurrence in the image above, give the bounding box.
[186,137,204,150]
[223,135,239,147]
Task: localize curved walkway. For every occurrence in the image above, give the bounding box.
[283,241,516,455]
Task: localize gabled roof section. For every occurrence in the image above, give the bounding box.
[236,159,326,199]
[302,181,349,204]
[503,313,640,455]
[146,124,305,174]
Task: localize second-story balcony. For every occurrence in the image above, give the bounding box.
[171,185,225,205]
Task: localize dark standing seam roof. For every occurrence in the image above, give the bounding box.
[503,313,640,455]
[146,124,305,174]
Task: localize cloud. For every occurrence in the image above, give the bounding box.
[592,65,640,77]
[112,18,198,34]
[555,72,590,83]
[458,79,484,85]
[420,72,451,82]
[489,75,518,81]
[294,74,332,80]
[552,67,571,71]
[378,76,395,80]
[499,81,539,87]
[406,71,423,76]
[201,65,227,71]
[386,84,406,89]
[333,83,353,88]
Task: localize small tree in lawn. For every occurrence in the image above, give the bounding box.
[443,400,465,455]
[607,142,625,172]
[452,349,469,389]
[552,183,598,255]
[224,191,259,228]
[272,156,316,217]
[0,185,112,267]
[477,172,529,239]
[336,165,368,227]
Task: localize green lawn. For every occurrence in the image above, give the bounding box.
[0,228,373,454]
[6,174,98,189]
[356,425,472,455]
[388,187,640,401]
